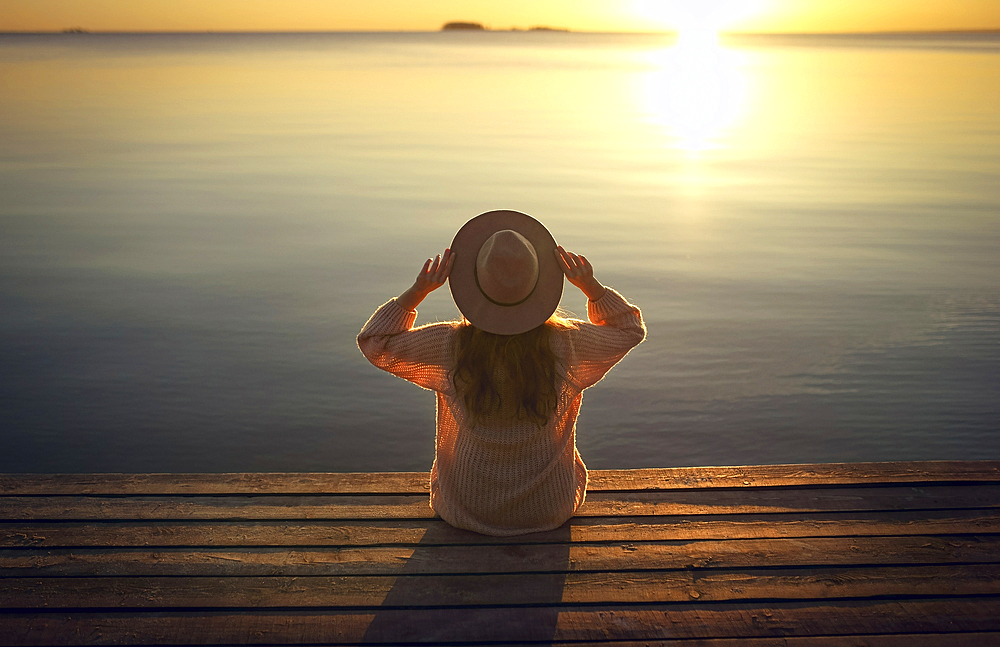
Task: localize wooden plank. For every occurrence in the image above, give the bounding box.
[2,462,997,495]
[0,494,435,521]
[542,635,1000,647]
[3,483,997,521]
[548,600,1000,643]
[571,510,1000,543]
[0,473,432,496]
[4,564,1000,609]
[5,637,984,647]
[0,635,983,647]
[542,636,1000,647]
[4,534,998,577]
[587,461,1000,491]
[580,484,1000,517]
[1,599,998,644]
[3,509,998,548]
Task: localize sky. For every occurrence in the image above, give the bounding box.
[3,0,1000,33]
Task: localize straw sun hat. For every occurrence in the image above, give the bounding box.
[449,210,563,335]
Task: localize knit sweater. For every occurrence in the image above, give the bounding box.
[357,288,645,536]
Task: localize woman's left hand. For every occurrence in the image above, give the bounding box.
[555,245,606,301]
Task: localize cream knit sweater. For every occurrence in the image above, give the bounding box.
[357,288,645,536]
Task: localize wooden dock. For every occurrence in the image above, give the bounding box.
[1,461,999,645]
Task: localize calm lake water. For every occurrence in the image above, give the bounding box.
[1,31,998,473]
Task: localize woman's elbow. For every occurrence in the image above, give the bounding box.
[628,317,647,347]
[356,334,385,366]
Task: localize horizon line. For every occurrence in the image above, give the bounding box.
[2,28,1000,36]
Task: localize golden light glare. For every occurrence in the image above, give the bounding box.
[640,38,750,154]
[629,1,761,153]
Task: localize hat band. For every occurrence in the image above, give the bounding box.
[474,262,538,307]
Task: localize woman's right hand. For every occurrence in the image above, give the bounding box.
[555,245,606,301]
[396,248,455,312]
[414,248,455,296]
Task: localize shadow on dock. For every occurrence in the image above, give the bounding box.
[361,523,571,642]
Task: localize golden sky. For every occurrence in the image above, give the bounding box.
[3,0,1000,33]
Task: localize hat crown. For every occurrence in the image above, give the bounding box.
[475,230,539,306]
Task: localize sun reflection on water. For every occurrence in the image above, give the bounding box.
[640,35,749,154]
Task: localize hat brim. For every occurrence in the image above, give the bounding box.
[449,210,563,335]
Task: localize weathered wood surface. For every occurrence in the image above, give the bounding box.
[3,483,997,520]
[0,461,997,645]
[3,460,997,495]
[5,564,1000,608]
[5,509,999,547]
[5,534,998,576]
[3,600,1000,643]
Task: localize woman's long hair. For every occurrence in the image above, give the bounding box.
[452,315,574,426]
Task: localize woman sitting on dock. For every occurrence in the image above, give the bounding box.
[358,210,645,536]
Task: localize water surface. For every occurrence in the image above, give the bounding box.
[1,32,998,472]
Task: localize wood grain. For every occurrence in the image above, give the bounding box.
[2,483,996,521]
[1,461,996,496]
[2,535,997,577]
[3,509,999,547]
[4,564,1000,609]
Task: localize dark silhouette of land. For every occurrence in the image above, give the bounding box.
[441,22,570,32]
[442,22,485,31]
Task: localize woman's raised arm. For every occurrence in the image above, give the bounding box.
[554,246,645,390]
[357,249,457,393]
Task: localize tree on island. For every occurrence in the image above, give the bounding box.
[442,22,485,31]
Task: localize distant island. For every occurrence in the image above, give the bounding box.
[441,22,569,32]
[61,27,89,34]
[442,22,485,31]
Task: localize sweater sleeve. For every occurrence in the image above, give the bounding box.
[562,288,646,391]
[357,299,456,393]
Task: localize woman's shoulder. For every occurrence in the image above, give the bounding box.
[546,314,584,332]
[545,316,583,356]
[412,319,466,333]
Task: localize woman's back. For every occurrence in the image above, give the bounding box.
[359,288,644,535]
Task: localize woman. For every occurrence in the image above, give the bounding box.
[358,210,644,536]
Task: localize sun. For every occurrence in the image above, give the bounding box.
[634,0,771,42]
[673,10,725,48]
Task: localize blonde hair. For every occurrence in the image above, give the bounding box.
[452,314,575,426]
